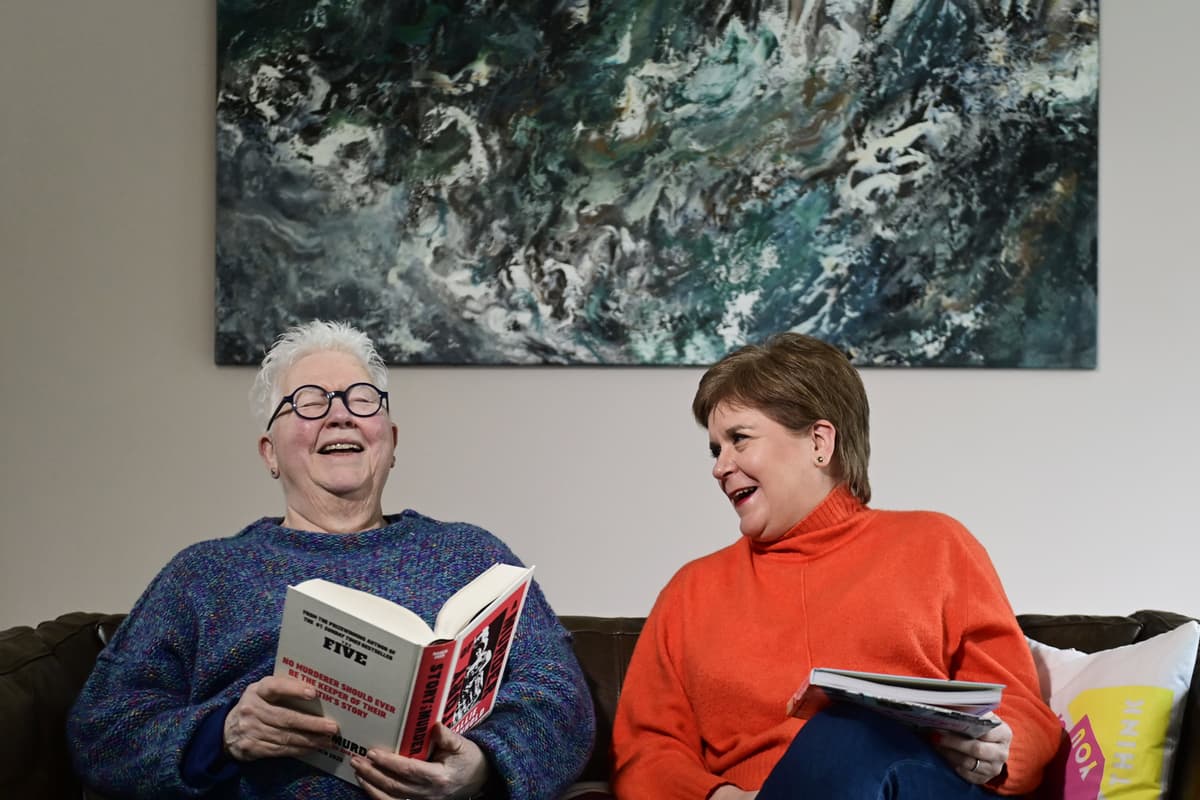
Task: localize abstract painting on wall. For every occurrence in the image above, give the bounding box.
[216,0,1098,367]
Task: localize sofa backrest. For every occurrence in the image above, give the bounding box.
[3,611,1195,798]
[559,616,645,784]
[0,612,124,799]
[560,611,1200,797]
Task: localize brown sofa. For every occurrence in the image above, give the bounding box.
[2,610,1197,798]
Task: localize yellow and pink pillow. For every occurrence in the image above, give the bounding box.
[1027,621,1199,799]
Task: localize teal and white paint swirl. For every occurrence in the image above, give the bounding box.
[217,0,1098,366]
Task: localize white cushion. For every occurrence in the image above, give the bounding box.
[1027,621,1199,799]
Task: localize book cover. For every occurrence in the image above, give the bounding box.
[787,668,1003,739]
[441,583,525,733]
[272,563,534,784]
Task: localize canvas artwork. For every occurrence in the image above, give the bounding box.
[215,0,1098,366]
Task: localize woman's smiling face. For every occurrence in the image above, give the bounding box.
[259,349,397,531]
[707,401,837,542]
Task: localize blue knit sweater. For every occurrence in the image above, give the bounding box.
[67,512,595,799]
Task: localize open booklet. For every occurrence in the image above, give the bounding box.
[786,667,1004,738]
[273,563,534,784]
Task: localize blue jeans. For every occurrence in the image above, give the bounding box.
[757,705,1013,799]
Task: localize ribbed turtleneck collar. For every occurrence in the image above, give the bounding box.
[748,484,869,558]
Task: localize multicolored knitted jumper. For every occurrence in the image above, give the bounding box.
[68,512,594,799]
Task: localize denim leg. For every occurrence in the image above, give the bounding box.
[757,705,1003,800]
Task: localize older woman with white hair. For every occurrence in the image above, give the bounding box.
[68,320,594,800]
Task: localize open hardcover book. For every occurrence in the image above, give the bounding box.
[786,668,1004,738]
[272,563,534,784]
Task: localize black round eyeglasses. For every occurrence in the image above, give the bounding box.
[266,382,389,430]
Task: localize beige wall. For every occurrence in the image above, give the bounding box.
[2,1,1198,630]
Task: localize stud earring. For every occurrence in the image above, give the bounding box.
[270,468,280,479]
[816,455,825,464]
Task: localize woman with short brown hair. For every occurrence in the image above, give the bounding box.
[613,332,1060,798]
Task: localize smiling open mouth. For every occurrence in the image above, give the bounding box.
[731,487,757,503]
[318,443,363,454]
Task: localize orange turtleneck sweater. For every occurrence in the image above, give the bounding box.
[611,486,1061,799]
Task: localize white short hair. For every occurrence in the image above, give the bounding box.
[249,320,389,429]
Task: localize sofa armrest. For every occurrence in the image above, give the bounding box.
[0,612,124,799]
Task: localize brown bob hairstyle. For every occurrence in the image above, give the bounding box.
[692,332,871,504]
